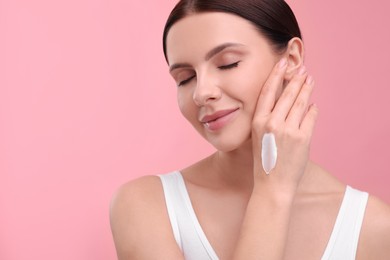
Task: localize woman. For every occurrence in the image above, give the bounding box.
[110,0,390,259]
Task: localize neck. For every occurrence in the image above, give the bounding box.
[209,139,255,190]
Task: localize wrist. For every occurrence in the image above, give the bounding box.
[252,176,298,205]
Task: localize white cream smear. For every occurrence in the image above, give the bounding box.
[261,133,277,174]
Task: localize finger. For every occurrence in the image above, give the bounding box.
[286,75,314,128]
[255,58,288,118]
[271,66,308,123]
[300,103,319,139]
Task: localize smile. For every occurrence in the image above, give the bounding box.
[201,108,239,131]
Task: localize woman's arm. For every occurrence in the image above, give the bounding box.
[110,58,316,260]
[233,57,318,259]
[110,176,185,260]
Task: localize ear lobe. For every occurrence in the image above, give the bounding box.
[283,37,305,81]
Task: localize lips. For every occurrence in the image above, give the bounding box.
[201,108,238,123]
[200,108,239,131]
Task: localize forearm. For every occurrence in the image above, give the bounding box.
[232,177,296,260]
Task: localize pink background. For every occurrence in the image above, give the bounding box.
[1,0,389,259]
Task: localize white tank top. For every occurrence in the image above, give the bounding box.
[159,171,369,260]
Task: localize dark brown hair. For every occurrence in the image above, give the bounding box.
[162,0,302,62]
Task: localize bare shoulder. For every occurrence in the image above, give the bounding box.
[110,175,184,260]
[357,194,390,259]
[309,162,390,258]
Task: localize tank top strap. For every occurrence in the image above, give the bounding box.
[321,186,369,260]
[158,171,183,249]
[159,171,219,260]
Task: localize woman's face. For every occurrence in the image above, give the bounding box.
[166,12,282,152]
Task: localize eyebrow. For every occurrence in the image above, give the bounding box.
[169,42,244,72]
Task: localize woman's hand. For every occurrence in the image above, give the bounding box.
[233,58,318,260]
[251,58,318,194]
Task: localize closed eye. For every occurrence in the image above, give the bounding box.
[218,61,240,70]
[178,75,196,87]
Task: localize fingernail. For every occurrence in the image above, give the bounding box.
[298,66,306,75]
[278,58,287,68]
[306,75,313,84]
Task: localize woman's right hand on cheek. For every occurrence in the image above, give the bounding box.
[251,58,319,195]
[233,60,318,259]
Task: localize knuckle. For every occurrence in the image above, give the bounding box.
[294,98,306,110]
[311,105,319,115]
[265,120,278,133]
[297,132,310,146]
[283,88,296,100]
[283,127,298,141]
[283,128,307,144]
[303,80,314,95]
[284,126,295,136]
[307,105,319,120]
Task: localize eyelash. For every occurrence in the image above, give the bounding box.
[218,61,240,70]
[178,61,241,87]
[178,75,196,87]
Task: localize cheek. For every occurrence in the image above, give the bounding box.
[177,90,196,122]
[238,66,271,112]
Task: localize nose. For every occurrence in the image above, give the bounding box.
[192,74,222,106]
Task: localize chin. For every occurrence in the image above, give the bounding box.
[194,117,252,152]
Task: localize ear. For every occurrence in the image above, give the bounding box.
[283,37,305,81]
